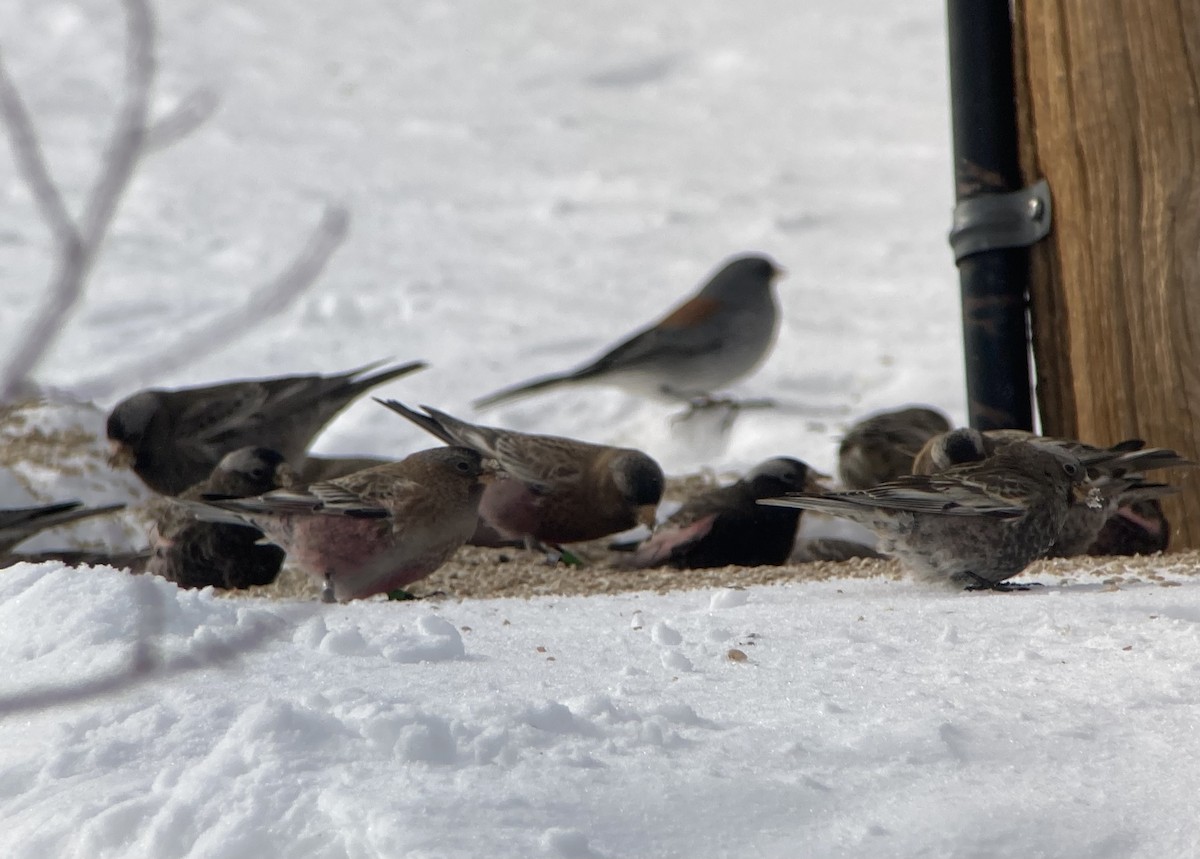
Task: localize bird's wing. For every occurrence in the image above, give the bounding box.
[177,382,278,451]
[761,473,1026,518]
[412,405,589,490]
[630,514,718,568]
[200,482,391,519]
[566,305,727,381]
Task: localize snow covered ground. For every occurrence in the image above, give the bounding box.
[4,0,1199,857]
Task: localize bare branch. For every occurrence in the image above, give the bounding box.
[0,48,80,249]
[0,0,157,403]
[77,0,155,246]
[144,86,220,152]
[74,204,352,400]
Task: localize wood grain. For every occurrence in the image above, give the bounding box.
[1015,0,1200,546]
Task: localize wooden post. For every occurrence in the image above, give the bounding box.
[1013,1,1200,549]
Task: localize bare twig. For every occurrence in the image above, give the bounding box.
[0,0,156,403]
[74,203,351,400]
[144,86,220,152]
[0,49,79,249]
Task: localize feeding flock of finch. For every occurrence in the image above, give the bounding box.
[3,253,1192,601]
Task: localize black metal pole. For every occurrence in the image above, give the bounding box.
[945,1,1034,431]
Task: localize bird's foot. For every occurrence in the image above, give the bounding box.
[524,537,586,567]
[962,573,1043,592]
[673,394,777,420]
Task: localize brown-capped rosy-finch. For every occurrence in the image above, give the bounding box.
[182,447,491,602]
[376,399,664,547]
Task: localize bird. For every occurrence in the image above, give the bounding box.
[295,454,393,484]
[760,440,1090,590]
[473,254,783,409]
[912,427,1191,557]
[0,549,151,573]
[0,500,126,555]
[180,447,493,602]
[146,447,297,591]
[629,457,822,569]
[376,399,665,547]
[837,406,952,489]
[1087,498,1170,556]
[106,359,426,496]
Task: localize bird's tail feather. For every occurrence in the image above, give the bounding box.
[346,359,427,395]
[472,371,579,410]
[374,398,459,446]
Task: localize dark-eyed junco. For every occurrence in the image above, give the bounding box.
[837,406,952,489]
[629,457,820,569]
[106,359,426,495]
[473,254,783,408]
[147,447,296,591]
[0,500,126,555]
[761,440,1089,590]
[376,399,665,546]
[182,447,491,602]
[913,428,1191,557]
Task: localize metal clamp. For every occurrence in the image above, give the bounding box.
[949,178,1052,262]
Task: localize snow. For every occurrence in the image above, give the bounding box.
[2,0,1197,857]
[6,564,1200,858]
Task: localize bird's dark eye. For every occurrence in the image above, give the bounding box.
[456,460,471,472]
[1062,462,1079,477]
[251,467,267,480]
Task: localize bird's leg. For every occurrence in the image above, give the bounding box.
[522,536,586,567]
[670,394,778,433]
[321,573,337,603]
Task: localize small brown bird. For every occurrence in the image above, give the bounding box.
[106,359,425,495]
[629,457,822,569]
[761,440,1089,590]
[0,500,126,555]
[473,254,784,408]
[913,428,1190,557]
[147,447,297,591]
[376,399,665,546]
[183,447,491,602]
[837,406,952,490]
